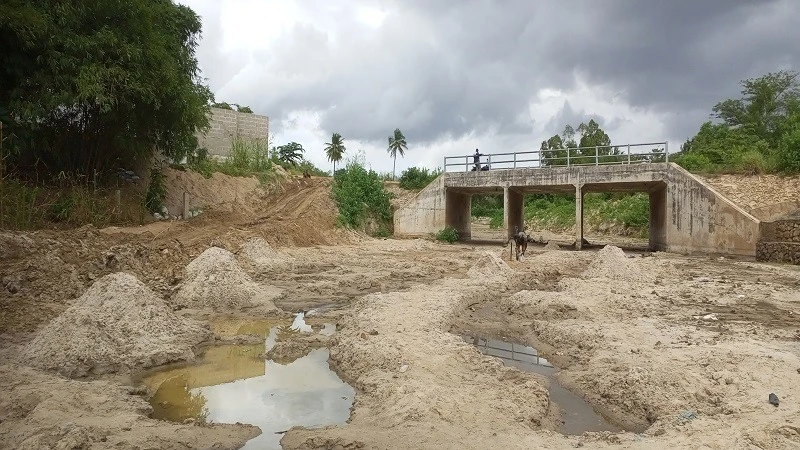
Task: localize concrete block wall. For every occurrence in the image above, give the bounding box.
[196,107,269,157]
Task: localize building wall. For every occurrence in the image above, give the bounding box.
[196,107,269,157]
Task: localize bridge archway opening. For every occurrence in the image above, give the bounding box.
[445,181,668,251]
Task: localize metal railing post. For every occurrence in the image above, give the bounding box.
[487,154,491,170]
[627,144,631,164]
[513,152,517,168]
[566,150,570,167]
[595,146,599,166]
[665,141,669,163]
[465,156,468,172]
[443,156,447,173]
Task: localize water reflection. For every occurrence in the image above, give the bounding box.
[463,335,623,435]
[143,316,352,450]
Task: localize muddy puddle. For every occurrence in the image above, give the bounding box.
[463,335,623,435]
[142,313,354,450]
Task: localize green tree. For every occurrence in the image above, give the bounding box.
[324,132,346,173]
[577,119,619,163]
[387,128,408,180]
[276,142,304,166]
[712,70,799,148]
[0,0,213,177]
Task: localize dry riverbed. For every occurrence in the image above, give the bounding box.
[2,233,799,450]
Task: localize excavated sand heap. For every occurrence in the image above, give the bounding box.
[467,250,512,278]
[582,245,650,282]
[174,246,282,310]
[22,272,210,378]
[240,237,294,271]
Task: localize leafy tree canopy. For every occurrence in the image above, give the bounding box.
[0,0,212,178]
[677,70,800,173]
[275,141,304,166]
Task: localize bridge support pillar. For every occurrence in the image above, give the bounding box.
[649,184,667,251]
[504,187,524,240]
[445,190,472,239]
[575,184,585,250]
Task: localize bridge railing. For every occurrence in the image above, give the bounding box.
[443,141,669,173]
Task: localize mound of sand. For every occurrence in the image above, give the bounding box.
[544,241,561,250]
[22,272,210,378]
[582,245,649,282]
[467,250,512,278]
[174,247,282,310]
[240,237,294,271]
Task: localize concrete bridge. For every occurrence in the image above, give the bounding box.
[394,147,762,257]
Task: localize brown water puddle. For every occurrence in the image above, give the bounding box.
[142,314,353,450]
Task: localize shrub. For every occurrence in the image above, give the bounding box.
[436,226,459,243]
[144,168,167,213]
[399,167,441,190]
[733,150,768,175]
[675,153,712,172]
[777,127,800,173]
[332,161,394,234]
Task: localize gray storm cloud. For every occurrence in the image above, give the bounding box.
[188,0,799,147]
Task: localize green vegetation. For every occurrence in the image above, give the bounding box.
[276,142,305,166]
[471,193,650,237]
[331,160,394,236]
[674,70,800,174]
[144,167,167,213]
[0,0,212,177]
[436,226,459,243]
[398,166,441,190]
[387,128,408,180]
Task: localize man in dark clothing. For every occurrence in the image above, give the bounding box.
[472,149,483,171]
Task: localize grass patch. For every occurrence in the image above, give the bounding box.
[436,226,459,243]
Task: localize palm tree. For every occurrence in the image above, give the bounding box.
[387,128,408,180]
[324,132,346,174]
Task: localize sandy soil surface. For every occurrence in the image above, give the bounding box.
[2,174,799,450]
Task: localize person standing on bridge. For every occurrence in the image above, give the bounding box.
[472,148,483,171]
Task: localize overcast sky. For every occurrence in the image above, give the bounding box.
[178,0,799,174]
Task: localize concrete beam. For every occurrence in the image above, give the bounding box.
[503,187,524,240]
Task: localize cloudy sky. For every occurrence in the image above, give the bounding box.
[178,0,799,175]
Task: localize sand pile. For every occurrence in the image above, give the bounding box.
[467,250,512,278]
[21,273,210,378]
[582,245,650,282]
[544,241,561,250]
[240,237,294,271]
[174,247,282,310]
